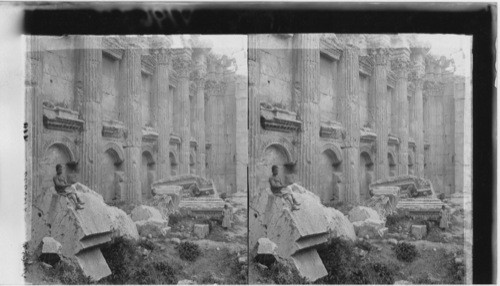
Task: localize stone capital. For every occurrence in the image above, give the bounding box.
[173,48,193,78]
[370,48,391,66]
[391,51,411,79]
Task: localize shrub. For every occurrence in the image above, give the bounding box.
[100,237,141,284]
[263,260,306,285]
[169,212,183,226]
[138,239,156,251]
[355,239,373,251]
[447,257,465,284]
[393,242,418,262]
[315,238,359,284]
[178,241,201,261]
[51,259,90,285]
[364,262,396,284]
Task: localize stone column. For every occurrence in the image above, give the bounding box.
[338,35,361,203]
[121,44,142,202]
[292,34,320,194]
[77,36,103,191]
[391,36,411,176]
[248,36,261,195]
[151,36,172,179]
[26,36,43,241]
[173,48,192,174]
[368,35,390,181]
[192,48,208,177]
[412,47,426,177]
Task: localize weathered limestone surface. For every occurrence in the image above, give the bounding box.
[411,224,427,239]
[352,219,386,238]
[193,224,210,238]
[366,186,400,218]
[131,205,169,238]
[77,36,103,191]
[250,183,355,281]
[121,46,142,203]
[151,36,172,178]
[173,47,193,174]
[192,47,208,177]
[42,237,62,255]
[338,35,361,203]
[368,35,391,180]
[293,34,320,194]
[348,206,382,223]
[257,237,278,255]
[248,36,261,197]
[131,205,164,222]
[31,183,139,281]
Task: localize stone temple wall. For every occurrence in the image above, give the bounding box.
[249,33,468,205]
[25,35,245,220]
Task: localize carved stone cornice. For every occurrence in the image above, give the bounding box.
[102,120,126,139]
[169,133,181,145]
[360,127,377,142]
[102,38,125,60]
[370,48,391,66]
[172,49,192,79]
[423,81,444,96]
[142,126,159,142]
[42,103,83,132]
[141,54,156,75]
[260,103,302,133]
[320,121,345,140]
[388,134,400,145]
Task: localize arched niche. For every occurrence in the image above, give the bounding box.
[101,143,125,202]
[408,151,415,175]
[40,141,75,194]
[257,142,294,193]
[388,152,397,177]
[189,150,196,175]
[359,151,374,201]
[318,143,344,204]
[141,150,156,201]
[169,151,178,177]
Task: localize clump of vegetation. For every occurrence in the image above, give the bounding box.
[393,242,419,262]
[100,237,178,284]
[355,239,373,251]
[261,260,307,285]
[178,241,201,261]
[316,237,396,284]
[138,239,156,251]
[447,257,465,284]
[53,259,91,285]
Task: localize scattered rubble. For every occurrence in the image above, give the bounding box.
[411,225,427,239]
[250,183,356,282]
[31,183,140,281]
[193,224,210,239]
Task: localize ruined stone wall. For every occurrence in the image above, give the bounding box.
[28,35,243,209]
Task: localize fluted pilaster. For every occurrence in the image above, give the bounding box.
[173,48,192,174]
[391,39,411,176]
[338,34,361,203]
[151,37,172,179]
[78,36,103,192]
[248,36,261,194]
[192,49,207,177]
[368,35,390,181]
[413,49,426,177]
[121,46,142,202]
[293,34,320,194]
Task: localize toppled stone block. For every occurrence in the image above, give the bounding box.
[250,183,354,282]
[135,219,170,238]
[131,205,164,222]
[42,237,62,255]
[170,238,181,245]
[31,183,132,281]
[324,207,356,241]
[353,219,386,238]
[40,237,62,265]
[147,193,178,220]
[255,238,278,266]
[366,187,400,218]
[152,174,225,218]
[193,224,210,238]
[387,238,398,245]
[411,225,427,239]
[378,227,389,237]
[291,249,328,282]
[257,237,278,255]
[348,206,381,222]
[107,206,139,240]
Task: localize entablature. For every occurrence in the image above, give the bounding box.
[260,103,302,133]
[42,103,83,132]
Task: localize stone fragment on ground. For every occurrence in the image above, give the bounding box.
[411,225,427,239]
[257,237,278,255]
[135,219,170,238]
[40,237,62,265]
[348,206,381,222]
[352,218,386,238]
[131,205,165,222]
[170,238,181,245]
[193,224,210,238]
[387,238,398,245]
